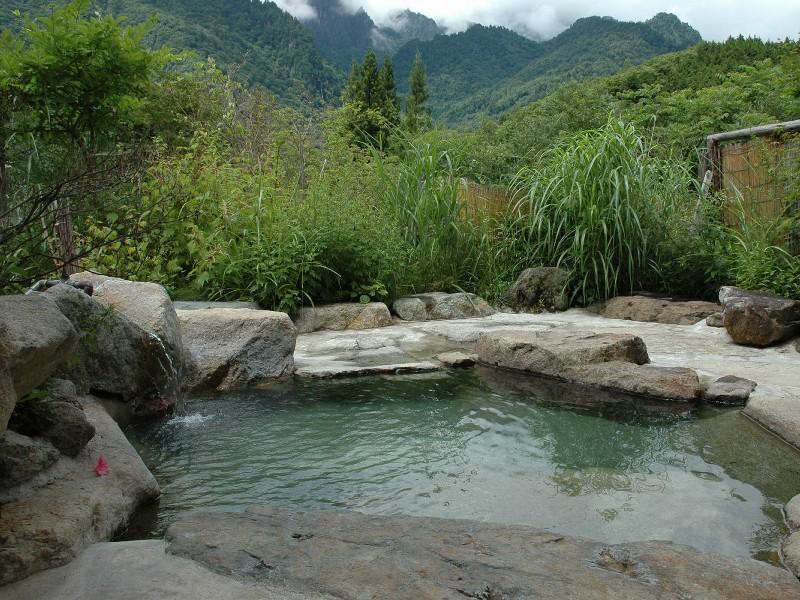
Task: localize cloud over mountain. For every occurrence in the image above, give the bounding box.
[274,0,800,42]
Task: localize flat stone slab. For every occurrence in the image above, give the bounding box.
[596,295,720,325]
[173,301,260,311]
[1,540,332,600]
[296,360,442,378]
[436,351,478,367]
[704,375,757,406]
[0,398,159,585]
[475,329,702,402]
[164,506,800,599]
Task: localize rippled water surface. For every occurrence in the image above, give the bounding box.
[124,368,800,563]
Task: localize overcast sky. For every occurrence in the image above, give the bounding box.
[274,0,800,42]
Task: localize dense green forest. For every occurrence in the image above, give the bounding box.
[439,36,800,183]
[0,2,704,121]
[393,13,702,124]
[1,1,798,313]
[1,0,343,107]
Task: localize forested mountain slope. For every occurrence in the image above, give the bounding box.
[394,13,702,125]
[2,0,343,107]
[303,0,440,69]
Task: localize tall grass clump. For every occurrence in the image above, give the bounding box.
[373,134,495,292]
[506,119,698,305]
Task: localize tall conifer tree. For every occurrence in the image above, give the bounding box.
[405,50,430,133]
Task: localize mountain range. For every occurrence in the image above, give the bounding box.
[2,1,702,124]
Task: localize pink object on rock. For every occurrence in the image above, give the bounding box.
[94,456,109,477]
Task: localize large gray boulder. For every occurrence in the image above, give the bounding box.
[70,273,184,373]
[720,286,800,347]
[0,295,78,433]
[178,308,296,392]
[9,387,95,458]
[500,267,570,312]
[163,506,800,600]
[44,284,178,416]
[595,295,720,325]
[786,494,800,530]
[294,303,392,334]
[392,292,495,321]
[0,431,59,489]
[476,330,701,402]
[784,532,800,579]
[0,398,160,585]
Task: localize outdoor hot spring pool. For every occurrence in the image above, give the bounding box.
[123,368,800,565]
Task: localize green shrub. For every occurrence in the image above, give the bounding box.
[506,119,698,305]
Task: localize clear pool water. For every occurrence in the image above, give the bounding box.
[124,368,800,564]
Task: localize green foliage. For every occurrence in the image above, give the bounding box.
[393,15,700,125]
[449,37,800,184]
[404,51,430,134]
[3,0,171,154]
[1,0,342,109]
[505,119,698,305]
[372,133,495,294]
[340,50,400,147]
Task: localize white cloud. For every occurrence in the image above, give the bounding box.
[273,0,800,42]
[273,0,317,21]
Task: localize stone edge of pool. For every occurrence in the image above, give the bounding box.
[2,292,800,596]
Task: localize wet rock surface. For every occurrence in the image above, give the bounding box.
[1,540,334,600]
[0,294,78,432]
[9,397,95,457]
[595,295,720,325]
[0,430,59,489]
[784,532,800,579]
[44,284,178,417]
[436,351,478,368]
[164,506,800,600]
[393,292,495,321]
[70,273,184,373]
[0,398,160,585]
[499,267,570,312]
[178,308,296,391]
[704,375,757,406]
[293,302,392,334]
[787,494,800,530]
[720,286,800,347]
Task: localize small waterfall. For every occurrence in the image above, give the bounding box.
[145,331,184,414]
